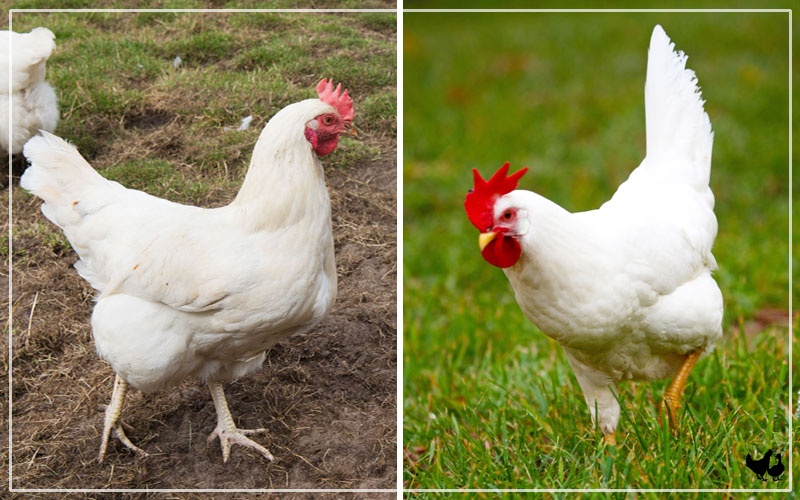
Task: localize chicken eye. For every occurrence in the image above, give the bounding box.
[502,209,513,220]
[323,115,335,125]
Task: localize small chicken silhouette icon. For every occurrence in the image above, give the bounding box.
[745,449,773,481]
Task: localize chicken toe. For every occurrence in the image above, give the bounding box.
[98,374,148,462]
[207,382,274,463]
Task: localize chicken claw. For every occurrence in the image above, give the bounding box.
[207,382,274,463]
[98,374,148,462]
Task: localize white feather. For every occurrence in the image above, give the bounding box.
[237,115,253,131]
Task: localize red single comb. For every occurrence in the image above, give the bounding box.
[316,78,354,123]
[464,162,528,231]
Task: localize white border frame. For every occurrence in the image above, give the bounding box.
[400,6,793,497]
[5,5,794,498]
[7,6,400,496]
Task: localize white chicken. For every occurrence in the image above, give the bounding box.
[1,27,59,155]
[465,26,722,444]
[21,78,354,462]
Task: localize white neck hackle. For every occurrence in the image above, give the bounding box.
[230,98,337,231]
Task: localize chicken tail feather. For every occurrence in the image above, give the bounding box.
[21,131,110,229]
[644,25,713,187]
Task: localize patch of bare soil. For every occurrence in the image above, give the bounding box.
[3,142,397,494]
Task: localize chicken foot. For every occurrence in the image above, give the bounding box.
[207,381,274,463]
[98,374,148,462]
[659,348,704,433]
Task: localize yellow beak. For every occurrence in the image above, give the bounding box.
[341,123,358,138]
[478,231,497,251]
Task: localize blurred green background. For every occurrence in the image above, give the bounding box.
[403,11,793,489]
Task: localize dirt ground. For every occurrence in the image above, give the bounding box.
[2,137,397,494]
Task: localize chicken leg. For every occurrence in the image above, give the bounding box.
[659,348,704,433]
[206,382,274,463]
[98,374,148,462]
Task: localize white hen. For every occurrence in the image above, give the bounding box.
[1,27,59,155]
[21,78,354,462]
[465,26,722,443]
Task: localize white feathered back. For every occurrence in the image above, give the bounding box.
[596,25,718,284]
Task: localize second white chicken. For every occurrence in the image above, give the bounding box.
[1,27,59,155]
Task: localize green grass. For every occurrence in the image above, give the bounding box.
[403,12,793,492]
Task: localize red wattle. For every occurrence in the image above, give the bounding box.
[315,136,339,156]
[305,127,339,156]
[481,235,521,268]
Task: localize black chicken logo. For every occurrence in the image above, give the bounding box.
[745,449,784,481]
